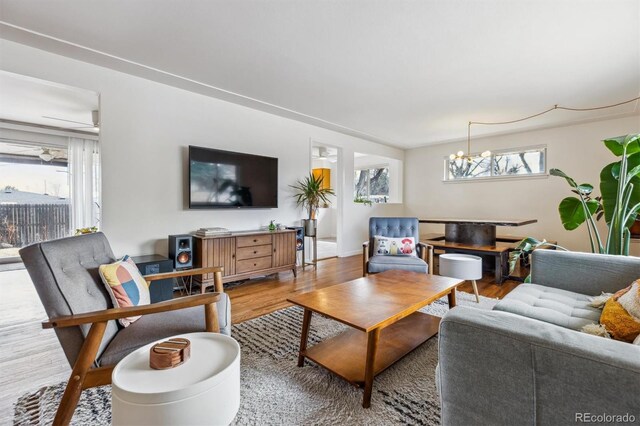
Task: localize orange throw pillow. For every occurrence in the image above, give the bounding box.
[600,283,640,343]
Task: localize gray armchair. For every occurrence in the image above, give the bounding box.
[437,250,640,425]
[362,217,433,276]
[19,232,231,425]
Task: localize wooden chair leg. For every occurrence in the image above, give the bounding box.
[204,302,220,333]
[471,280,480,303]
[82,366,114,389]
[54,321,107,426]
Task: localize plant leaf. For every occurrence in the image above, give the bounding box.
[603,133,640,157]
[576,184,593,196]
[550,168,577,188]
[558,197,599,230]
[600,152,640,224]
[626,164,640,185]
[611,163,621,179]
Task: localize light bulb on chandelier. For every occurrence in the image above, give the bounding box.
[449,123,491,162]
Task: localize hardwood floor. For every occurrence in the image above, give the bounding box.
[0,254,522,422]
[225,254,520,323]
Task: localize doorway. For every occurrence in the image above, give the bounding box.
[310,142,340,260]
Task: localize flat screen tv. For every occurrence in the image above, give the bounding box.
[189,146,278,209]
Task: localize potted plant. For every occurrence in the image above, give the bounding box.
[290,173,335,236]
[510,133,640,280]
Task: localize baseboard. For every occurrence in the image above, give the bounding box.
[339,249,362,257]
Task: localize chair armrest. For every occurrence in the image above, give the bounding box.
[43,293,221,329]
[143,266,223,282]
[438,307,640,425]
[417,242,434,275]
[362,241,370,276]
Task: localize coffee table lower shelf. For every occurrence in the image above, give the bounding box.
[302,311,440,385]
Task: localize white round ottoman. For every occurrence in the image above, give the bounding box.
[112,332,240,426]
[439,253,482,303]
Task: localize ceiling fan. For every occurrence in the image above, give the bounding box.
[42,109,100,131]
[11,146,63,162]
[313,146,338,163]
[38,148,56,162]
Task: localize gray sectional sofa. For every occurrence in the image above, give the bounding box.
[437,250,640,426]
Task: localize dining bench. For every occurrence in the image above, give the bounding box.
[424,236,512,284]
[423,234,557,284]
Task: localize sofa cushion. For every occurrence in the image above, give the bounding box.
[493,283,601,330]
[367,254,427,274]
[98,293,231,366]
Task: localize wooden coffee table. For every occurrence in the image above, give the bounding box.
[287,270,463,408]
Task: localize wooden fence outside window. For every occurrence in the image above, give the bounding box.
[0,204,71,248]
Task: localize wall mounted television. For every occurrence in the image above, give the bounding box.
[189,145,278,209]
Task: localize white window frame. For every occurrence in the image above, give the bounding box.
[443,145,548,182]
[354,165,391,203]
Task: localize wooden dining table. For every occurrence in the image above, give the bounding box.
[419,218,537,246]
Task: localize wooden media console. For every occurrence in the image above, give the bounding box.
[194,229,297,292]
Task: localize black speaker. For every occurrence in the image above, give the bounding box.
[287,227,304,251]
[168,234,193,269]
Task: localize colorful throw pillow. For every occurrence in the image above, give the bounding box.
[599,281,640,343]
[99,255,150,327]
[373,236,417,256]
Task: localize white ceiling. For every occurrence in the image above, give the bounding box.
[0,71,99,131]
[1,0,638,148]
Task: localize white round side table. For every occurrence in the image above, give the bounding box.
[439,253,482,303]
[112,332,240,426]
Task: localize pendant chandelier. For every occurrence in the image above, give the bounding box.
[450,96,640,162]
[449,122,491,162]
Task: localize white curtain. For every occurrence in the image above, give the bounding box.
[68,137,101,231]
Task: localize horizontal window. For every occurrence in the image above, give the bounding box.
[444,146,547,181]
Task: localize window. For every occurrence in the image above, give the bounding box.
[0,135,101,262]
[0,141,70,260]
[354,167,389,203]
[444,146,546,181]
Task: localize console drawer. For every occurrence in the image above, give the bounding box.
[236,244,273,260]
[236,256,272,274]
[237,234,272,247]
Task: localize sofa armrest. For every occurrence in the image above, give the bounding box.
[438,307,640,426]
[531,250,640,295]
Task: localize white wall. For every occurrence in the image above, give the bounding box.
[404,116,640,252]
[1,40,404,257]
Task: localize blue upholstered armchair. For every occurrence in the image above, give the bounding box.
[363,217,433,276]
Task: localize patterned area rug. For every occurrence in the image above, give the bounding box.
[14,291,496,425]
